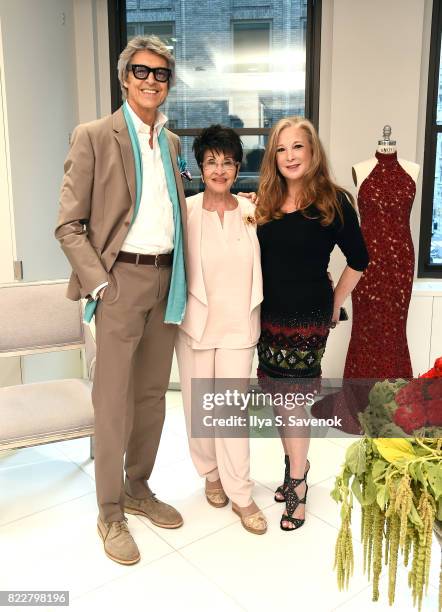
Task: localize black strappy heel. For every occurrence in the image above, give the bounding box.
[274,457,309,503]
[274,455,290,503]
[280,462,310,531]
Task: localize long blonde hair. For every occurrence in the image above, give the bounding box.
[256,116,354,226]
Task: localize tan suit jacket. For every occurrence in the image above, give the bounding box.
[55,106,187,300]
[179,192,263,343]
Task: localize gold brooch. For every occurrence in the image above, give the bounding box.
[243,215,256,226]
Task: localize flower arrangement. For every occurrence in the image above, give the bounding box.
[359,377,442,438]
[332,358,442,611]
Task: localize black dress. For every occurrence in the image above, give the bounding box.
[257,191,369,381]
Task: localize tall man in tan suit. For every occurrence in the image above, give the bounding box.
[55,35,187,565]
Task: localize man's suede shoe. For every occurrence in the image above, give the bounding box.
[124,491,183,529]
[97,517,140,565]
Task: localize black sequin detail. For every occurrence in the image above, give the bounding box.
[257,310,332,379]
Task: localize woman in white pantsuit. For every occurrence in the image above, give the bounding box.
[176,125,267,535]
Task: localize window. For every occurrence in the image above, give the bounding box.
[108,0,320,195]
[232,21,271,73]
[127,21,176,53]
[127,23,137,39]
[419,0,442,277]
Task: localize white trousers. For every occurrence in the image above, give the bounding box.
[175,330,255,507]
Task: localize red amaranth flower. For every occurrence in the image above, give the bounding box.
[396,380,426,407]
[391,359,441,433]
[426,399,442,426]
[393,403,426,434]
[425,378,442,400]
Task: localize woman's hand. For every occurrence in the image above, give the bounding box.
[328,272,338,327]
[330,304,340,328]
[238,191,257,204]
[330,265,364,329]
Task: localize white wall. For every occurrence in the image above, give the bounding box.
[320,0,430,275]
[73,0,111,123]
[317,0,438,378]
[0,30,15,284]
[0,37,20,387]
[0,0,110,285]
[0,0,77,282]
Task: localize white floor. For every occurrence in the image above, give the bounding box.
[0,390,440,612]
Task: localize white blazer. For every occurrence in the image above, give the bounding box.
[179,192,263,344]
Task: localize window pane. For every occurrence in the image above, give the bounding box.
[233,22,271,73]
[127,21,176,51]
[142,22,175,53]
[431,133,442,264]
[126,1,308,130]
[127,24,137,40]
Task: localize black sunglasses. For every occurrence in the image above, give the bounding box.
[128,64,172,83]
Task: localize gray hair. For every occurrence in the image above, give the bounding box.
[117,34,176,99]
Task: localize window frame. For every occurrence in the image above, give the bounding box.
[108,0,127,112]
[419,0,442,278]
[107,0,322,135]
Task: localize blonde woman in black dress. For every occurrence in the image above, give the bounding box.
[256,117,369,531]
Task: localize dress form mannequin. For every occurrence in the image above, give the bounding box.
[345,125,419,380]
[352,126,420,189]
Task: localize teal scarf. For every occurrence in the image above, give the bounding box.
[84,103,187,324]
[123,102,186,323]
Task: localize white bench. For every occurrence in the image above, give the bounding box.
[0,280,95,458]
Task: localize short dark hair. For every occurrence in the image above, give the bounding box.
[192,125,243,168]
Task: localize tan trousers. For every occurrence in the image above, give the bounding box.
[92,261,176,523]
[175,331,255,507]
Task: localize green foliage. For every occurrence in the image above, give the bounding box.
[332,436,441,610]
[359,379,414,438]
[368,379,408,408]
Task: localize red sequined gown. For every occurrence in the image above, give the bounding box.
[344,151,416,378]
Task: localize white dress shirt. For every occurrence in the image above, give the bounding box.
[121,102,175,254]
[91,103,175,299]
